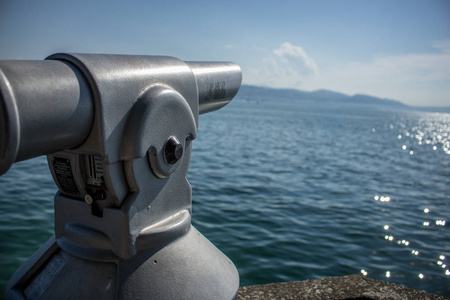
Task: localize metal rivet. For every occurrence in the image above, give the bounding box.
[85,194,93,205]
[164,136,183,165]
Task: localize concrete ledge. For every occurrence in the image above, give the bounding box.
[238,275,447,299]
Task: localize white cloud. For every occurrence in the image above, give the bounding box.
[242,40,450,106]
[273,42,318,76]
[225,44,238,49]
[302,40,450,106]
[244,42,318,89]
[433,40,450,53]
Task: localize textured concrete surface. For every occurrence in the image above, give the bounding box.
[238,275,447,300]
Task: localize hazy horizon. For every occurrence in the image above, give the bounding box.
[239,84,450,108]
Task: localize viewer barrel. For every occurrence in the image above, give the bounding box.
[0,60,94,175]
[0,56,242,176]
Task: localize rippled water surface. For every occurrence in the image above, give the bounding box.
[1,98,449,297]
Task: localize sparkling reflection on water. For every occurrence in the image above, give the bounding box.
[365,112,449,284]
[368,193,448,282]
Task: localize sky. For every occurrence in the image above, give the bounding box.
[1,0,449,106]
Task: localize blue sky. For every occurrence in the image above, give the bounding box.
[1,0,449,106]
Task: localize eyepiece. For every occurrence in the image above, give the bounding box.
[186,62,242,114]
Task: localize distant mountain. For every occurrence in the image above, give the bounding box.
[236,85,450,113]
[235,85,310,101]
[309,89,351,102]
[350,94,407,107]
[236,85,406,107]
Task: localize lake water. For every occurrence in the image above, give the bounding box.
[1,96,449,297]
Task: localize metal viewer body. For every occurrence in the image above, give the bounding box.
[0,53,242,300]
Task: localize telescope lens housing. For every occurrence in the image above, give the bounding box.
[186,61,242,114]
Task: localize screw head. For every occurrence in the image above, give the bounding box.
[84,194,93,205]
[164,136,183,165]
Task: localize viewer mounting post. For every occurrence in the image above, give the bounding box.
[0,54,242,299]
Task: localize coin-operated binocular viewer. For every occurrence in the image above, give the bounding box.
[0,54,242,299]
